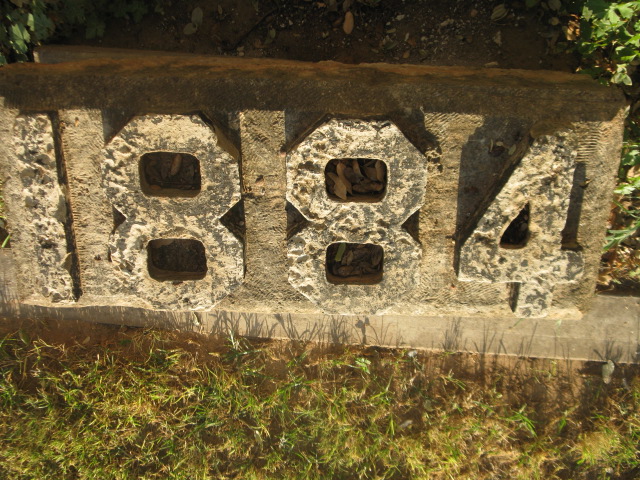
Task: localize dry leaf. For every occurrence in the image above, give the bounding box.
[564,16,580,41]
[336,162,353,194]
[344,250,354,265]
[352,158,361,177]
[491,4,507,22]
[343,11,354,35]
[364,166,377,181]
[375,160,385,182]
[183,23,198,35]
[170,154,182,176]
[328,172,348,200]
[191,7,203,26]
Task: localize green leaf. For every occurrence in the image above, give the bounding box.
[616,2,637,20]
[32,11,55,41]
[9,23,30,54]
[604,8,622,28]
[622,149,640,166]
[191,7,203,26]
[612,67,633,85]
[26,13,35,31]
[183,23,197,35]
[615,183,637,195]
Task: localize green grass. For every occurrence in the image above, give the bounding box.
[0,325,639,480]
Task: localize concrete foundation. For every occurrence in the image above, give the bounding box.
[0,49,631,341]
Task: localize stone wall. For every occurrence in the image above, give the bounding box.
[0,53,626,319]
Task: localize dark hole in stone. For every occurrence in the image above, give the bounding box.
[326,242,383,285]
[140,152,201,197]
[500,203,530,249]
[325,158,387,202]
[147,238,207,281]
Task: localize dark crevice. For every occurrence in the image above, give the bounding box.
[286,202,309,240]
[326,243,383,285]
[507,282,521,313]
[50,112,82,300]
[401,210,420,244]
[561,162,586,251]
[147,238,207,281]
[0,222,10,248]
[220,200,246,244]
[101,110,134,144]
[140,151,201,197]
[111,206,126,235]
[500,203,530,249]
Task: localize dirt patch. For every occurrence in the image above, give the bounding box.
[58,0,578,72]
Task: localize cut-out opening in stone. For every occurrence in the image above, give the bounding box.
[500,203,530,249]
[147,238,207,281]
[325,158,387,202]
[140,152,201,197]
[326,242,383,285]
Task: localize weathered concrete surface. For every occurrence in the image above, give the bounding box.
[0,109,75,304]
[101,114,244,310]
[287,119,427,314]
[458,131,584,317]
[0,50,627,320]
[58,109,122,302]
[217,110,309,312]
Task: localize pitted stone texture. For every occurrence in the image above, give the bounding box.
[287,119,427,314]
[102,114,243,310]
[458,132,585,317]
[288,225,421,315]
[8,114,74,302]
[286,119,428,225]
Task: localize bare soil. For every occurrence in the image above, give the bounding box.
[59,0,578,72]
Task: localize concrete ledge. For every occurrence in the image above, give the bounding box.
[0,48,622,120]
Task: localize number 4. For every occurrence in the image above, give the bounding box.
[458,131,584,318]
